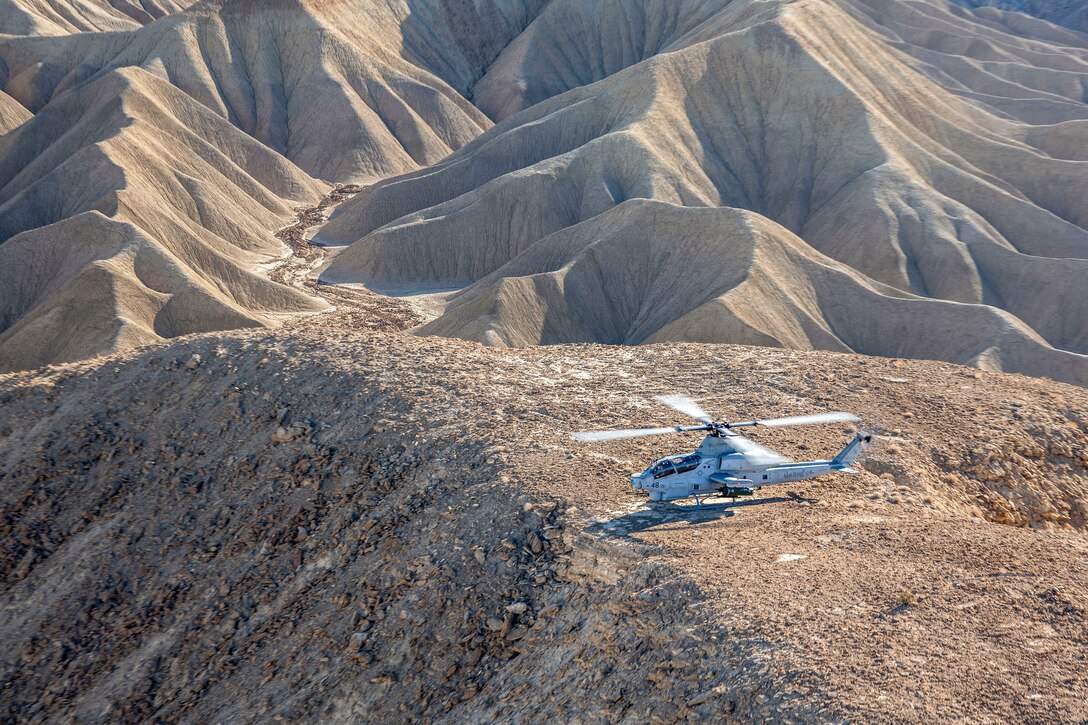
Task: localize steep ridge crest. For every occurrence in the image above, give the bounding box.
[318,0,1088,384]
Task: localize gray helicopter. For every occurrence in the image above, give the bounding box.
[574,394,871,505]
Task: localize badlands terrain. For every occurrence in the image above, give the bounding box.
[0,0,1086,381]
[1,0,1088,722]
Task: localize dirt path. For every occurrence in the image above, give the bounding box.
[268,186,423,333]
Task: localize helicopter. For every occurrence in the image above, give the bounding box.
[573,394,871,506]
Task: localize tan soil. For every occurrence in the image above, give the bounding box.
[1,327,1085,723]
[269,186,422,335]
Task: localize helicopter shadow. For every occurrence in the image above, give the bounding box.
[587,493,809,540]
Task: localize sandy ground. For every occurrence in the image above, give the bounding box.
[1,324,1085,723]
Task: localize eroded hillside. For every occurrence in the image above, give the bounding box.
[0,0,196,35]
[1,328,1086,722]
[318,0,1088,386]
[0,0,532,371]
[1,0,1086,384]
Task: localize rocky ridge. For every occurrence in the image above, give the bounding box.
[1,328,1086,722]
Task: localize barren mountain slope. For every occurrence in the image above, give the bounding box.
[0,0,195,36]
[472,0,744,120]
[0,91,30,135]
[955,0,1088,34]
[0,0,553,181]
[1,0,1085,380]
[842,0,1088,124]
[1,328,1085,722]
[0,67,328,371]
[319,0,1088,385]
[0,0,561,371]
[412,200,1088,385]
[475,0,1088,122]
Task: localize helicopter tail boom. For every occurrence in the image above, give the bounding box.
[832,432,872,468]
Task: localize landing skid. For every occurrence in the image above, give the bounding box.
[691,490,743,508]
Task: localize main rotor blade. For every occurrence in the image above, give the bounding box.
[653,394,714,424]
[572,424,711,443]
[729,411,859,428]
[725,433,791,465]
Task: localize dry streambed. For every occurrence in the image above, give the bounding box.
[270,186,423,335]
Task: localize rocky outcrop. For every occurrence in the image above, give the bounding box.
[1,328,1086,721]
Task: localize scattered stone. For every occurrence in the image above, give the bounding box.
[686,685,727,708]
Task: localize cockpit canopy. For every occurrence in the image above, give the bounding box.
[644,453,701,479]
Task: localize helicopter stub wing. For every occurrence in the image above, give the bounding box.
[708,473,755,485]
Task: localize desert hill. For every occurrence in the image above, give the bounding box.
[0,91,31,135]
[847,0,1088,124]
[473,0,1088,122]
[0,0,195,36]
[318,0,1088,385]
[0,67,328,371]
[471,0,745,120]
[0,0,1086,378]
[0,0,549,180]
[0,0,552,369]
[412,200,1088,385]
[955,0,1088,34]
[1,326,1085,722]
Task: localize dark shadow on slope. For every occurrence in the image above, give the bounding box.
[399,0,549,97]
[587,494,805,540]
